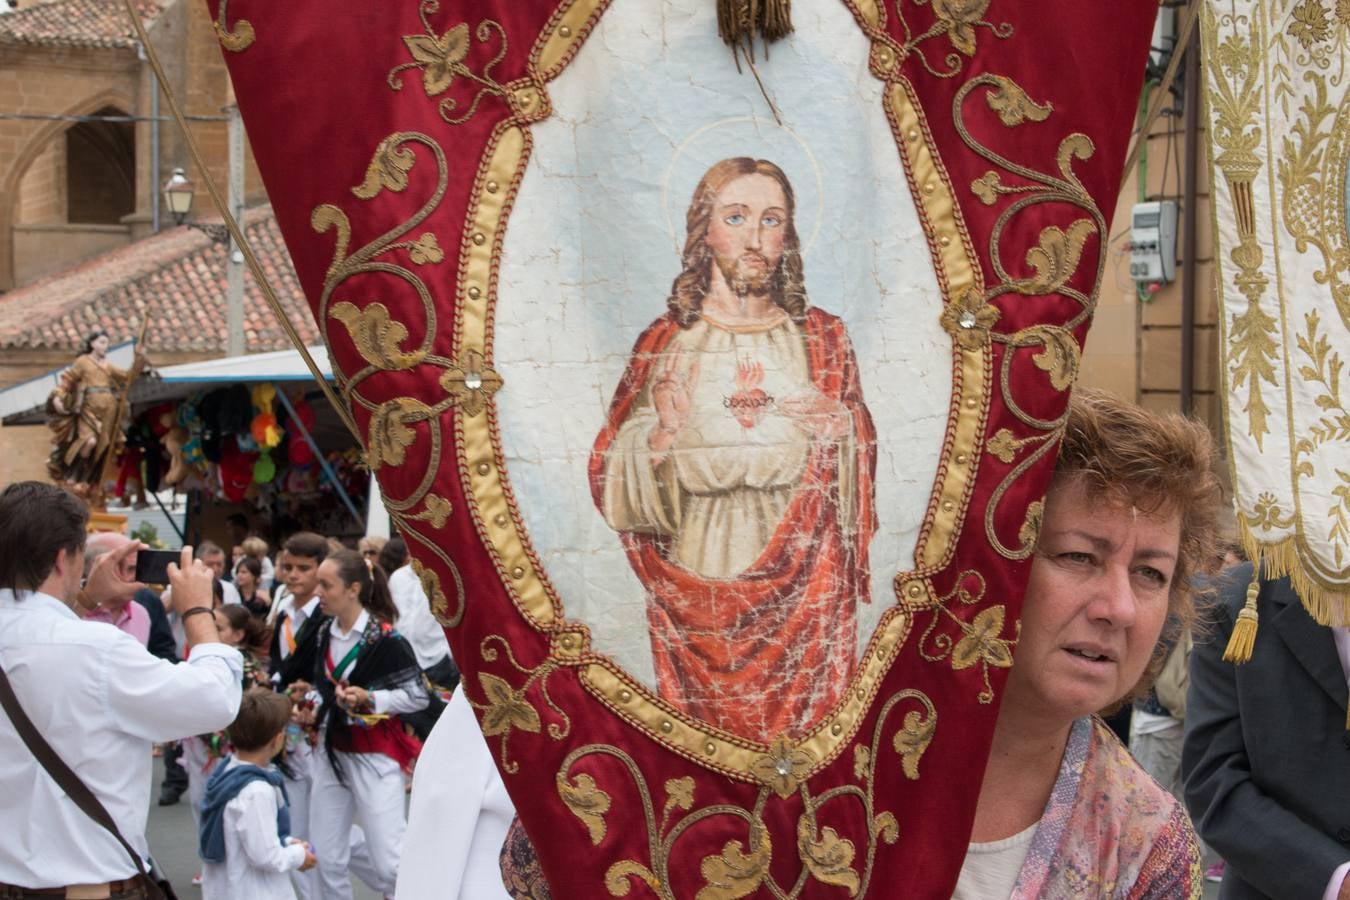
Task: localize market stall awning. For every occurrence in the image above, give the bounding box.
[0,345,333,425]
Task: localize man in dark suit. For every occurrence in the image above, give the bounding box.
[1183,562,1350,899]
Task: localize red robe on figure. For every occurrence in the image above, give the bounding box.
[589,306,878,740]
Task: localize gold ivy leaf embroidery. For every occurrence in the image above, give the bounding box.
[939,287,1001,351]
[605,861,662,897]
[1012,219,1097,295]
[403,23,471,97]
[971,171,1001,205]
[330,302,426,371]
[987,428,1020,464]
[408,232,444,265]
[1019,500,1044,550]
[750,735,815,799]
[797,819,861,896]
[557,772,611,846]
[951,606,1014,671]
[874,811,899,844]
[852,744,871,781]
[893,709,937,781]
[931,0,991,56]
[477,672,541,737]
[366,397,432,470]
[352,137,417,200]
[985,75,1052,127]
[439,349,504,417]
[409,493,452,529]
[410,559,451,624]
[311,205,352,278]
[213,17,255,52]
[665,776,695,814]
[696,829,771,900]
[1030,326,1080,391]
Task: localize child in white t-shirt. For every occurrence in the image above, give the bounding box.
[199,688,316,899]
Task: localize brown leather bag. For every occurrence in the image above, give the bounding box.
[0,661,175,900]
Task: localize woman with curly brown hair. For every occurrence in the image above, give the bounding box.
[955,388,1222,899]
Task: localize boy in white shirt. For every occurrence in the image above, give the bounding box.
[199,688,316,899]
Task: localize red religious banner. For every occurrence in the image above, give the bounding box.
[205,0,1154,894]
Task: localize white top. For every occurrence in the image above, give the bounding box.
[201,758,307,900]
[0,589,243,887]
[325,610,426,716]
[950,822,1039,900]
[163,579,241,608]
[396,690,513,900]
[387,565,453,670]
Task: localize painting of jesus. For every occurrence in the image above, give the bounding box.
[589,157,878,740]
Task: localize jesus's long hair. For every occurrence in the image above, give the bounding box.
[667,157,808,328]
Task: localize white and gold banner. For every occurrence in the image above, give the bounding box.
[1204,0,1350,625]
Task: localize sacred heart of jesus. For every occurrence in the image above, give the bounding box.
[211,0,1154,892]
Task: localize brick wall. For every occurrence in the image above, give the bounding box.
[1,0,266,291]
[15,135,62,223]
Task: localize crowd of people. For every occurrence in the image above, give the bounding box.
[1,389,1347,899]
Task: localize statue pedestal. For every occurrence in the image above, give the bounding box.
[88,510,128,534]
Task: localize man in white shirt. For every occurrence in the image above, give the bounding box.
[0,481,244,897]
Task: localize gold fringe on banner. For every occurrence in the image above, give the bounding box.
[1222,575,1261,665]
[1237,518,1350,629]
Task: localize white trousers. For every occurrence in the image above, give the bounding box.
[310,749,405,899]
[284,749,316,900]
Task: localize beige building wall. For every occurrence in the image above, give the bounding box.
[1078,81,1223,436]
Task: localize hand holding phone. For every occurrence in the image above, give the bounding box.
[133,549,181,586]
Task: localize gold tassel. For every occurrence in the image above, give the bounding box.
[762,0,793,41]
[716,0,792,53]
[1223,577,1261,665]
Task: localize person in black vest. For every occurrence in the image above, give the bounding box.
[266,531,329,900]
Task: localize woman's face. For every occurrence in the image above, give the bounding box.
[1003,478,1182,727]
[90,335,109,357]
[316,559,361,619]
[213,610,243,646]
[235,564,255,593]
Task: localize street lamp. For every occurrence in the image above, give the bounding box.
[161,167,230,243]
[161,168,194,225]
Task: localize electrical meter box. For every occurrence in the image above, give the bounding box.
[1129,200,1177,284]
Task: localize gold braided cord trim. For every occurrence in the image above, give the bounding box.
[120,0,362,443]
[1238,517,1350,629]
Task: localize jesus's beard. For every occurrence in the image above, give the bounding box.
[715,251,775,299]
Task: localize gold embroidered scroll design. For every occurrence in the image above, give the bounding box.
[313,131,499,626]
[918,570,1018,703]
[1296,311,1350,563]
[1209,8,1278,452]
[466,634,570,774]
[948,74,1104,560]
[557,689,934,899]
[213,0,254,52]
[387,0,510,126]
[890,0,1013,79]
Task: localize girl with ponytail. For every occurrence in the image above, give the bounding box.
[307,549,426,898]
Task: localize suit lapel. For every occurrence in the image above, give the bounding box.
[1270,588,1348,712]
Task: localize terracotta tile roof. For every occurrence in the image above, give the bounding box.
[0,205,321,354]
[0,0,161,50]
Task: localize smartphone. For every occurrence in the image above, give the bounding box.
[134,549,180,585]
